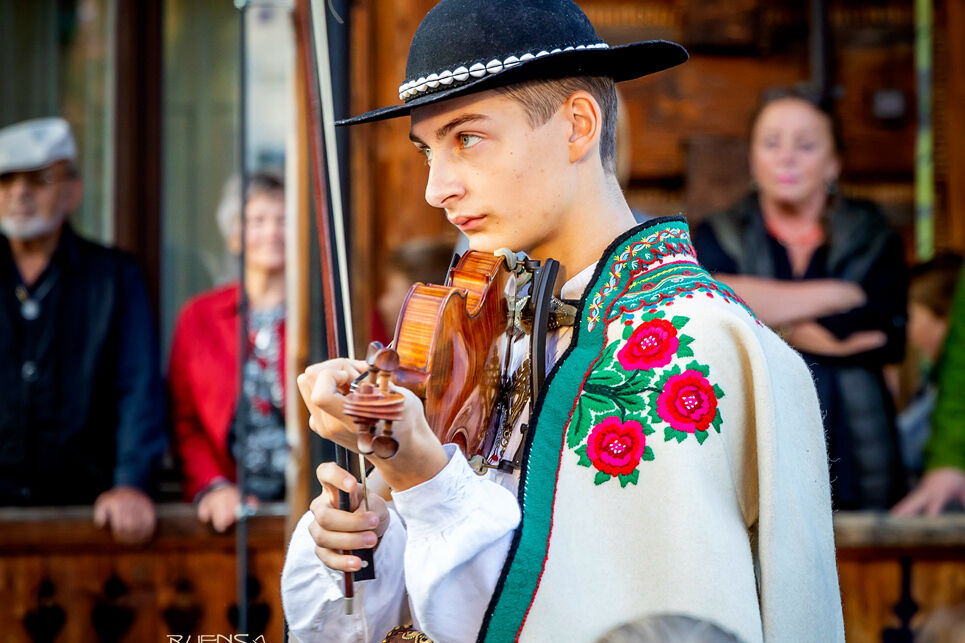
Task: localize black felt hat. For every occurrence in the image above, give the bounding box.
[336,0,688,126]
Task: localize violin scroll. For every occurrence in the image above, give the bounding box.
[344,342,403,459]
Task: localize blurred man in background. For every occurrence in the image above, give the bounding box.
[0,117,166,543]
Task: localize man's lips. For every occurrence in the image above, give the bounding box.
[449,214,485,231]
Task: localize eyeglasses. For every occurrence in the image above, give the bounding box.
[0,168,70,189]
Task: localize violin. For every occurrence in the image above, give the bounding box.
[345,248,574,474]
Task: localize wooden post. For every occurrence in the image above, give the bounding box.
[286,6,313,536]
[945,0,965,251]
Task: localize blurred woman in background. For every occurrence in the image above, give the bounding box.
[694,89,908,510]
[168,172,288,531]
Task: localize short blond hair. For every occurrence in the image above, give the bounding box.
[496,76,618,174]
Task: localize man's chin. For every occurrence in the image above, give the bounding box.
[0,215,64,241]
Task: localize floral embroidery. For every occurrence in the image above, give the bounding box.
[617,318,679,371]
[568,311,725,485]
[656,370,717,433]
[573,418,655,487]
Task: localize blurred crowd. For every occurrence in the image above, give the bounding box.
[1,88,963,543]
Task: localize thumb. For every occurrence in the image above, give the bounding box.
[93,499,111,527]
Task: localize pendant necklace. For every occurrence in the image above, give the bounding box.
[14,272,59,321]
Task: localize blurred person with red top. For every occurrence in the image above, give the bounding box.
[168,172,288,531]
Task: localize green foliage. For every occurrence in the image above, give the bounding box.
[618,470,639,487]
[574,444,591,468]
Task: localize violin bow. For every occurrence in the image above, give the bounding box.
[294,0,376,614]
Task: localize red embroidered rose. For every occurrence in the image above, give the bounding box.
[586,417,646,476]
[617,318,679,371]
[656,370,718,433]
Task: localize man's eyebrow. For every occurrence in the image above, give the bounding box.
[409,113,489,146]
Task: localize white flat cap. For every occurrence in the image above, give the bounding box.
[0,117,77,174]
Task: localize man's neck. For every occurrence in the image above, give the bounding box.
[531,173,637,293]
[245,267,285,311]
[8,226,63,286]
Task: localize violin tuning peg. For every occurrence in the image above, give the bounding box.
[366,341,385,365]
[357,431,375,455]
[373,348,400,373]
[372,431,399,459]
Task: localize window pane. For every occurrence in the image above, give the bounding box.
[0,0,115,244]
[161,2,293,359]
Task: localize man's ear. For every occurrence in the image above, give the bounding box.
[563,90,601,166]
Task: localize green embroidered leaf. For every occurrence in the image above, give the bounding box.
[622,324,634,340]
[678,334,694,346]
[713,383,725,399]
[587,368,628,389]
[642,446,654,461]
[712,410,723,433]
[695,429,708,445]
[618,469,640,487]
[574,444,592,468]
[653,364,681,391]
[674,430,687,443]
[614,390,648,413]
[677,344,694,358]
[568,398,590,448]
[594,471,611,486]
[599,340,623,374]
[626,368,653,387]
[664,426,676,442]
[670,315,689,329]
[641,422,655,436]
[684,360,710,377]
[649,395,664,425]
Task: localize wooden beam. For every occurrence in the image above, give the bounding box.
[113,0,162,315]
[944,0,965,251]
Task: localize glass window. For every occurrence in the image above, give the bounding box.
[161,1,293,359]
[0,0,116,243]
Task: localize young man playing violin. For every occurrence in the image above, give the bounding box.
[282,0,844,641]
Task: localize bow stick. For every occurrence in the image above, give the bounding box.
[294,0,375,615]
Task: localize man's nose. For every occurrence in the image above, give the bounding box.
[424,155,464,209]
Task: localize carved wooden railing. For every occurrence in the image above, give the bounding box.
[1,507,964,641]
[836,512,965,641]
[0,503,288,642]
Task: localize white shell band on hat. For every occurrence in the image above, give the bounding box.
[397,42,610,101]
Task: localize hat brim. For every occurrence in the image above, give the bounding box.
[335,40,688,126]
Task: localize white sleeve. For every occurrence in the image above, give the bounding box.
[392,444,521,643]
[281,507,409,643]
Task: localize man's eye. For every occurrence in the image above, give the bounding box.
[459,134,481,148]
[421,147,433,163]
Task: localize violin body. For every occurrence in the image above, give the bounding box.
[390,251,517,457]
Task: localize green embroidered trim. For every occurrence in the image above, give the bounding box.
[585,225,695,331]
[482,219,735,641]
